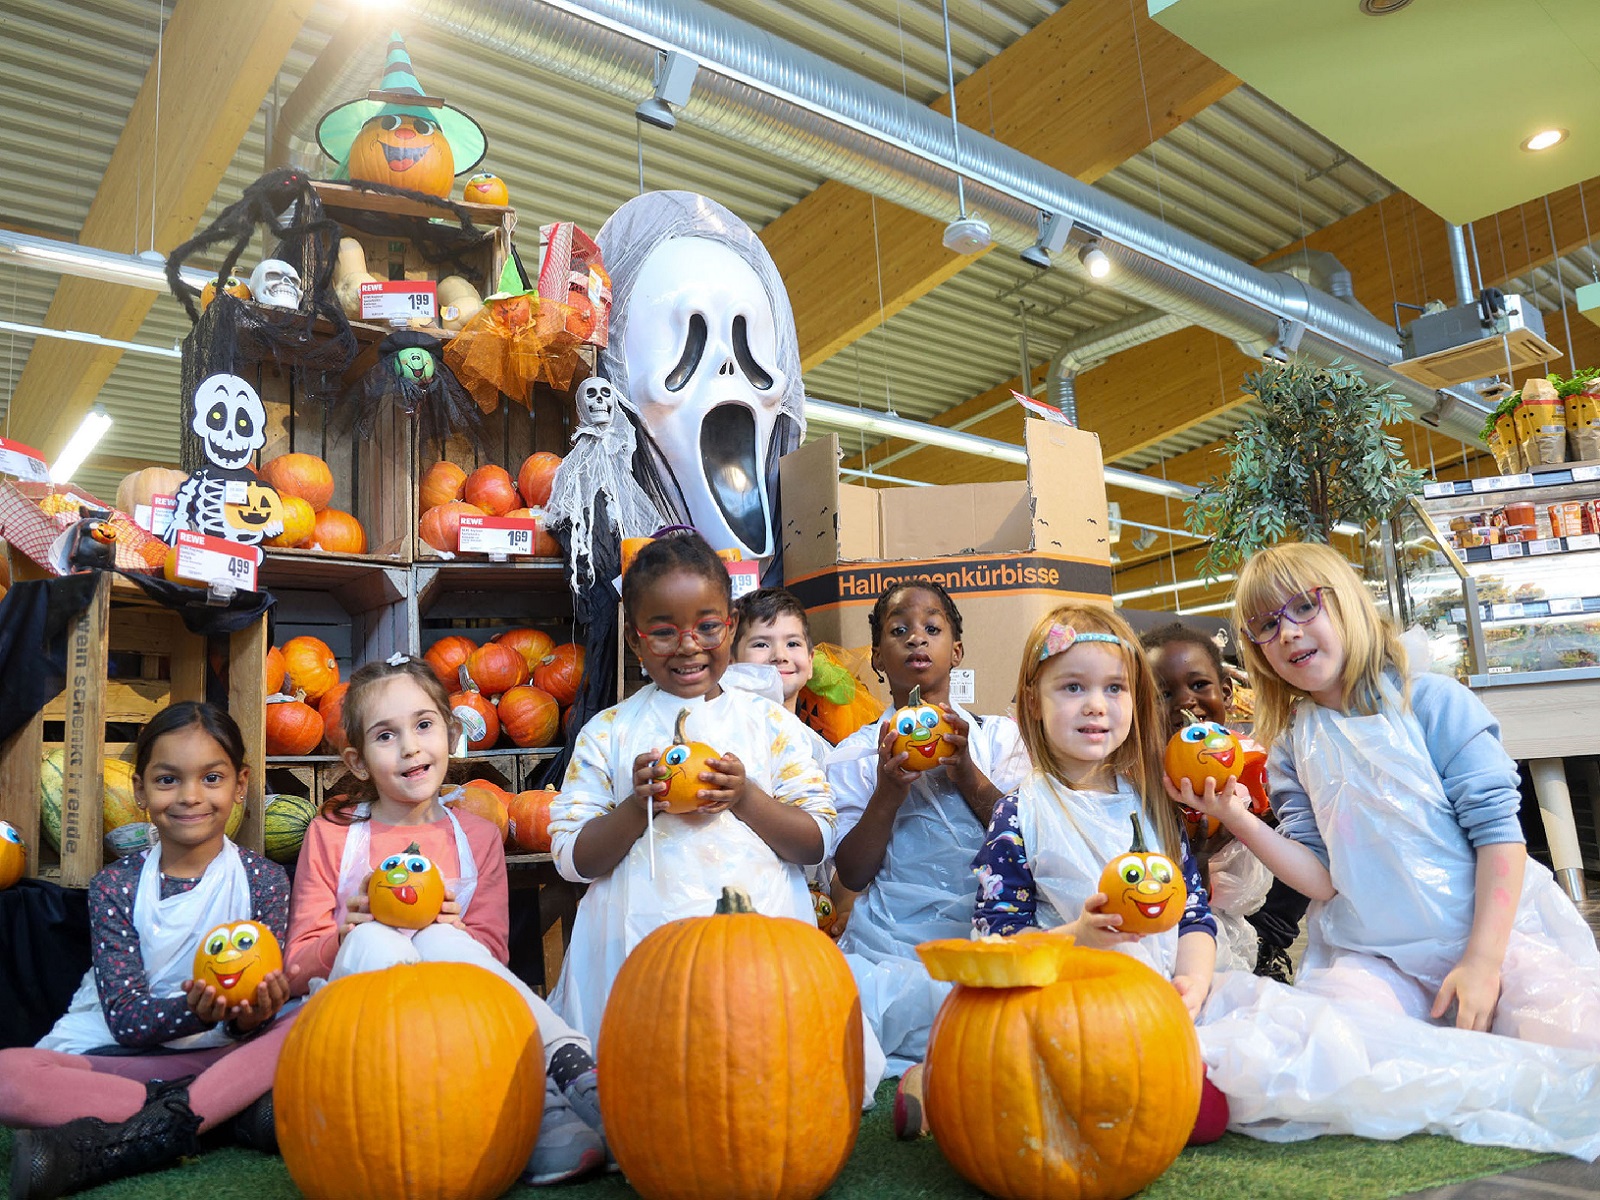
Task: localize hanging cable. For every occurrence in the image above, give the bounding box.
[1544,193,1576,367]
[938,0,969,219]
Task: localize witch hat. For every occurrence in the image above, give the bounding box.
[315,31,487,178]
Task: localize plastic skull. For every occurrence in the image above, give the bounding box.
[192,374,267,470]
[248,258,303,309]
[622,237,786,558]
[576,376,616,429]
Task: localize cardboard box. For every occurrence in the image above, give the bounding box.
[780,420,1114,713]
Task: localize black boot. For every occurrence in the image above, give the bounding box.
[9,1076,202,1200]
[230,1090,277,1154]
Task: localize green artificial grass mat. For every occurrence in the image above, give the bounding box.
[0,1082,1556,1200]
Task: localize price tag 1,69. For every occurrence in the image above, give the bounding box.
[173,530,260,591]
[458,514,538,557]
[359,280,438,324]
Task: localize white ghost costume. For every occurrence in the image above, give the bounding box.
[827,707,1030,1073]
[1198,671,1600,1158]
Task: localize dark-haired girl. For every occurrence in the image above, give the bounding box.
[0,703,293,1198]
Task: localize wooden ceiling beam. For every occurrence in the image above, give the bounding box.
[6,0,313,457]
[764,0,1236,372]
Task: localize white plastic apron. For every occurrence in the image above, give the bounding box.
[550,686,811,1042]
[39,841,251,1054]
[1204,837,1271,974]
[334,804,479,932]
[1014,772,1178,978]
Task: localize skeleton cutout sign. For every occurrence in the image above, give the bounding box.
[168,374,284,546]
[597,192,805,568]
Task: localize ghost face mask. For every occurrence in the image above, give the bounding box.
[192,374,267,471]
[248,259,303,309]
[623,237,785,559]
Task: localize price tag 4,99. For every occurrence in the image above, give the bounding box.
[172,530,260,591]
[458,514,539,557]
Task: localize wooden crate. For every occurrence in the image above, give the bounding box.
[0,573,268,886]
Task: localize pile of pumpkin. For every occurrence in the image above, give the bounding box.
[423,628,586,752]
[417,452,562,556]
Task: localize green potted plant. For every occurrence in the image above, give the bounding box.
[1185,360,1427,577]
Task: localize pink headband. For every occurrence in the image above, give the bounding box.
[1038,622,1127,662]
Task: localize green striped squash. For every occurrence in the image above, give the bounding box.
[264,793,318,864]
[40,750,243,856]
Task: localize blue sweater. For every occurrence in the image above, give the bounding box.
[1271,671,1525,867]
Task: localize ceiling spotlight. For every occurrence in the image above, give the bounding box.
[636,50,699,132]
[943,214,993,255]
[1521,128,1568,152]
[1079,243,1111,279]
[1020,211,1074,270]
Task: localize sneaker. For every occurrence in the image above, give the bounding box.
[521,1078,606,1186]
[561,1070,616,1172]
[231,1090,277,1154]
[891,1063,929,1141]
[1255,944,1294,985]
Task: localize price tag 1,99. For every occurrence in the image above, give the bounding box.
[173,530,260,591]
[359,280,438,324]
[458,514,538,557]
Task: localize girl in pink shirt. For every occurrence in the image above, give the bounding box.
[284,657,607,1186]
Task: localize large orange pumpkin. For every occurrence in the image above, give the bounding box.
[446,780,510,844]
[424,635,477,691]
[260,453,335,513]
[192,920,282,1007]
[266,697,325,757]
[345,114,456,199]
[463,465,519,517]
[532,643,584,706]
[318,682,351,753]
[309,508,366,554]
[506,789,557,853]
[918,939,1201,1200]
[465,642,526,696]
[276,962,544,1200]
[419,460,468,513]
[264,645,286,695]
[599,886,863,1200]
[497,685,558,748]
[419,500,484,553]
[266,494,317,548]
[281,636,339,702]
[655,707,722,815]
[449,689,500,751]
[516,452,562,509]
[1096,813,1186,937]
[366,841,446,929]
[889,685,956,772]
[0,821,26,890]
[115,466,189,519]
[493,627,554,672]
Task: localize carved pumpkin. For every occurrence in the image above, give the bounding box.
[919,940,1201,1200]
[309,508,366,554]
[446,780,510,843]
[266,494,317,548]
[516,452,562,509]
[367,841,446,929]
[318,682,351,753]
[346,113,455,198]
[655,708,722,815]
[497,685,558,749]
[890,685,955,772]
[493,627,554,672]
[266,696,325,757]
[465,642,527,696]
[0,821,26,890]
[424,635,478,690]
[449,689,500,751]
[419,500,484,553]
[918,930,1077,988]
[282,636,339,702]
[419,460,468,513]
[506,788,557,853]
[276,962,543,1200]
[115,466,189,519]
[598,887,863,1200]
[462,172,509,206]
[260,453,335,513]
[1097,813,1186,936]
[532,643,583,706]
[463,464,519,517]
[192,920,282,1007]
[1163,719,1245,794]
[265,645,286,695]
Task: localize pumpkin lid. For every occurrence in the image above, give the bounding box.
[917,931,1077,988]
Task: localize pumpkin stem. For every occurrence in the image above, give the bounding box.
[1128,812,1149,854]
[715,886,756,914]
[404,841,422,855]
[1178,707,1201,727]
[673,708,690,746]
[908,684,922,706]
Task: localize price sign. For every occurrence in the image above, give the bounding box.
[725,560,761,600]
[0,436,49,482]
[1565,533,1600,551]
[1489,603,1525,621]
[1526,538,1561,555]
[173,530,259,591]
[133,494,178,536]
[458,514,539,557]
[359,280,438,323]
[1571,464,1600,483]
[1423,481,1457,498]
[1488,542,1524,559]
[1549,598,1585,615]
[1471,473,1535,493]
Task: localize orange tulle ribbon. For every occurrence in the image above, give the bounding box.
[443,295,581,412]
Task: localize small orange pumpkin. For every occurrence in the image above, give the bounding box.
[266,696,325,757]
[619,536,653,578]
[192,920,282,1007]
[449,689,500,751]
[366,841,446,929]
[655,708,722,815]
[446,780,510,843]
[0,820,26,890]
[346,114,455,198]
[281,636,339,702]
[309,508,366,554]
[532,643,584,706]
[318,682,351,753]
[419,461,468,513]
[424,635,478,691]
[264,645,286,695]
[200,276,252,310]
[493,627,554,672]
[890,685,955,772]
[462,172,509,206]
[497,685,558,748]
[515,452,562,509]
[465,642,527,696]
[260,453,335,513]
[266,494,317,548]
[506,789,557,853]
[419,500,484,553]
[1096,813,1186,936]
[463,465,519,517]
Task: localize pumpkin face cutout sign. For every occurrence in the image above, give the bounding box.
[655,708,721,815]
[890,686,955,773]
[1097,813,1186,936]
[367,843,446,930]
[192,921,283,1007]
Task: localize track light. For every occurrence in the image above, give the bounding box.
[1262,317,1307,363]
[1079,242,1111,279]
[1020,212,1073,269]
[50,407,113,484]
[636,50,699,131]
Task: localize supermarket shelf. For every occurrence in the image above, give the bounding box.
[260,550,410,612]
[1459,534,1600,564]
[414,558,570,607]
[1450,596,1600,624]
[1469,664,1600,688]
[1423,460,1600,499]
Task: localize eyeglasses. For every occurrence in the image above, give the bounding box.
[633,616,735,657]
[1243,588,1325,644]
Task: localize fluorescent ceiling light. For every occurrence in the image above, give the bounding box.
[0,229,212,293]
[1116,574,1237,604]
[1178,600,1235,616]
[50,408,113,483]
[0,319,181,359]
[1521,129,1567,152]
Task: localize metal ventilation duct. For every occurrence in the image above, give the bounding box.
[410,0,1489,446]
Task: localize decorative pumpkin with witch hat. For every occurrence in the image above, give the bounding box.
[1097,813,1186,936]
[315,32,486,200]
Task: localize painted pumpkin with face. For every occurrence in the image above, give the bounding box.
[346,113,455,197]
[490,292,533,333]
[462,171,509,205]
[192,920,283,1007]
[1097,813,1185,936]
[890,685,955,772]
[367,842,446,929]
[655,708,722,815]
[0,821,26,890]
[1163,718,1244,793]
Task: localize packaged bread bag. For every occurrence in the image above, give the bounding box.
[1484,394,1523,475]
[1515,377,1567,466]
[1567,375,1600,463]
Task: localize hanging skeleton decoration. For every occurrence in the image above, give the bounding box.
[597,192,805,571]
[247,259,303,310]
[167,374,283,546]
[349,330,483,449]
[545,374,664,593]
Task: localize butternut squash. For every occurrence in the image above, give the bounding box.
[333,238,378,319]
[438,275,484,333]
